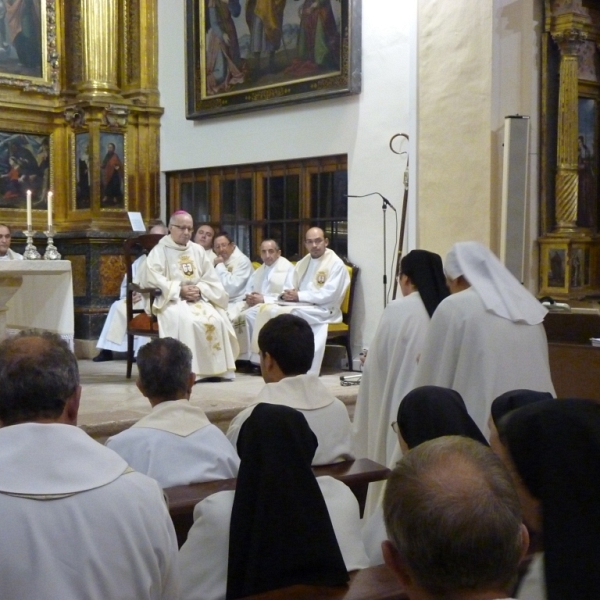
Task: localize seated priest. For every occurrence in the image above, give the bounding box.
[138,211,239,381]
[232,238,294,360]
[227,314,354,465]
[106,337,239,488]
[213,232,254,305]
[94,222,168,362]
[250,227,349,375]
[194,222,217,262]
[0,224,22,260]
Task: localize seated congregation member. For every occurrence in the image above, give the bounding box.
[94,222,168,362]
[251,226,349,375]
[353,249,448,517]
[496,399,600,600]
[106,337,239,488]
[383,436,529,600]
[194,222,216,262]
[139,210,239,380]
[179,403,369,600]
[414,241,555,433]
[0,330,178,599]
[0,223,22,260]
[213,232,253,304]
[227,314,354,465]
[362,386,488,566]
[233,238,294,360]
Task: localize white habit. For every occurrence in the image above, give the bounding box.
[414,287,555,432]
[0,422,179,599]
[232,256,294,360]
[251,249,350,374]
[139,235,239,378]
[353,291,430,517]
[179,476,369,600]
[106,399,240,488]
[96,255,151,355]
[0,248,23,260]
[214,246,253,304]
[226,373,354,465]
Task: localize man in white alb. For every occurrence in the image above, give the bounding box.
[194,222,217,262]
[138,211,239,380]
[251,227,349,375]
[227,314,354,465]
[106,337,239,488]
[0,224,22,260]
[213,232,254,305]
[232,238,294,360]
[0,330,179,599]
[93,222,168,362]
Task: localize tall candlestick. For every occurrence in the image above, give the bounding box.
[47,191,53,228]
[26,190,32,230]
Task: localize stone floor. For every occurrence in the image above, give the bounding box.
[78,359,359,443]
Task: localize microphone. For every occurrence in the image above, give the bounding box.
[346,192,397,212]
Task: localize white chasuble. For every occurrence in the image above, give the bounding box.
[139,235,239,378]
[214,246,254,304]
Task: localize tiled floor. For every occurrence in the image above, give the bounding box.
[78,359,359,442]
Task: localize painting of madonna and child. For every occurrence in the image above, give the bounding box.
[188,0,359,118]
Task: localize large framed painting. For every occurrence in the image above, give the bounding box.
[99,132,126,211]
[0,131,50,209]
[0,0,58,90]
[185,0,361,119]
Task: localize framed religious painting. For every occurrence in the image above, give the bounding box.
[0,0,59,92]
[0,130,50,210]
[185,0,362,119]
[99,132,127,211]
[74,132,91,210]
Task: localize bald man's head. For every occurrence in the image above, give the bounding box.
[304,227,328,259]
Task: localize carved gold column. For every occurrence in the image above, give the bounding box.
[552,29,586,232]
[78,0,121,99]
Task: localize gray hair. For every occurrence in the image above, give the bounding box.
[136,337,193,400]
[0,330,79,426]
[383,436,523,597]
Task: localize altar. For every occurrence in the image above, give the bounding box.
[0,261,74,345]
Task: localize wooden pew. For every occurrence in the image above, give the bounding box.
[243,565,408,600]
[165,458,390,547]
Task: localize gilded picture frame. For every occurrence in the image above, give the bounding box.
[0,130,51,211]
[99,132,127,212]
[185,0,362,120]
[0,0,59,92]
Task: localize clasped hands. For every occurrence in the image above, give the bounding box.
[244,292,264,306]
[280,289,299,302]
[180,285,201,302]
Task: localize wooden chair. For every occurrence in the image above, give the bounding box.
[327,260,359,371]
[124,233,164,378]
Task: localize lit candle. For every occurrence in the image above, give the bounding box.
[26,190,32,230]
[47,191,53,229]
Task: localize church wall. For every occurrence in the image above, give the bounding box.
[158,0,416,355]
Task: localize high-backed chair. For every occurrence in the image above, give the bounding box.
[327,260,359,371]
[124,233,164,378]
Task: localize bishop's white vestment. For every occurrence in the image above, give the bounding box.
[214,246,254,304]
[178,476,369,600]
[232,256,294,359]
[139,235,239,378]
[226,374,354,465]
[106,399,240,488]
[250,249,350,374]
[414,287,555,433]
[353,291,431,516]
[0,422,179,600]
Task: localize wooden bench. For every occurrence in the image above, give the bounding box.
[165,458,390,547]
[243,565,407,600]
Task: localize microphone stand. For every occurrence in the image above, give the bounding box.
[346,192,396,309]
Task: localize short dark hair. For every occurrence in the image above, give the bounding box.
[0,223,12,234]
[258,314,314,376]
[214,232,233,245]
[0,330,79,426]
[136,337,193,400]
[383,436,523,597]
[260,238,280,250]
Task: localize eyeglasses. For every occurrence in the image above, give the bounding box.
[391,422,400,434]
[214,242,232,250]
[171,224,194,232]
